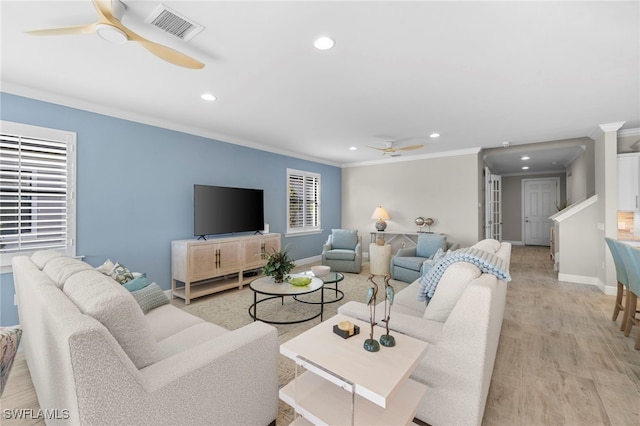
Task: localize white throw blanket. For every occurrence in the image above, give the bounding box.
[418,247,511,303]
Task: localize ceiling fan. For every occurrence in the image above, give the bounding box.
[368,138,425,155]
[26,0,204,69]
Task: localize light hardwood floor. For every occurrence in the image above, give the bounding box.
[2,245,639,425]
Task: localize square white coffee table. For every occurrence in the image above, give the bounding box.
[280,314,428,425]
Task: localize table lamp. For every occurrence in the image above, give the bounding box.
[372,206,390,245]
[371,206,390,231]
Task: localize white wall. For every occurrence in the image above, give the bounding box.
[557,124,622,294]
[341,150,482,253]
[566,150,588,203]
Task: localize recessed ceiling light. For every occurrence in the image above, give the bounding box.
[201,93,216,101]
[349,146,357,151]
[521,155,530,160]
[522,166,530,170]
[314,36,335,50]
[430,133,440,138]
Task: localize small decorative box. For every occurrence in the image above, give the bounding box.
[333,323,360,339]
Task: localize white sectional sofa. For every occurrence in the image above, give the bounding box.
[12,250,279,426]
[338,239,511,426]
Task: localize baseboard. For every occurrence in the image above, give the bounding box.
[557,273,615,294]
[558,273,600,286]
[293,255,322,266]
[504,240,524,246]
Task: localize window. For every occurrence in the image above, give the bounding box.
[287,168,321,235]
[0,121,76,272]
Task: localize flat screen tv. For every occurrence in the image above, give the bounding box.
[194,184,264,238]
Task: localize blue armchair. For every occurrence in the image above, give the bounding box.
[390,233,458,283]
[322,229,362,273]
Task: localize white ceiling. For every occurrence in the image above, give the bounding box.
[1,1,639,169]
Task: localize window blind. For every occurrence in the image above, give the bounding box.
[0,126,73,255]
[287,169,320,233]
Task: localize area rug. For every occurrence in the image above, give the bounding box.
[172,262,408,424]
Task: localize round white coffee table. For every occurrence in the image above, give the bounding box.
[249,274,324,324]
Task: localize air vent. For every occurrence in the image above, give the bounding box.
[145,4,204,42]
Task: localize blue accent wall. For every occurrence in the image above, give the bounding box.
[0,92,342,325]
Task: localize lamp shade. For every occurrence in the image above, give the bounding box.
[371,206,390,220]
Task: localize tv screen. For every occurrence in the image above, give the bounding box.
[194,184,264,237]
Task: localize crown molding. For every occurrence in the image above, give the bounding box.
[341,147,482,168]
[1,82,342,168]
[590,122,626,140]
[619,128,640,138]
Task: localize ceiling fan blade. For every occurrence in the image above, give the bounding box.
[367,145,395,155]
[127,32,205,69]
[92,0,118,23]
[94,0,205,69]
[397,144,424,151]
[26,23,97,36]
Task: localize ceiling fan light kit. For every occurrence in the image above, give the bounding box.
[96,24,127,44]
[26,0,205,69]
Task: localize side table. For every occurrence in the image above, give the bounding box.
[369,243,391,275]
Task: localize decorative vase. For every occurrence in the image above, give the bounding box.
[274,274,284,283]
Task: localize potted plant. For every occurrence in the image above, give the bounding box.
[262,247,295,283]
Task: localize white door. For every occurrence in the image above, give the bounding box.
[485,169,502,240]
[523,178,558,246]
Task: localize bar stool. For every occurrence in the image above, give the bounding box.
[605,238,629,330]
[617,242,640,350]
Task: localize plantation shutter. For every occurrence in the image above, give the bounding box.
[287,169,320,234]
[0,121,76,262]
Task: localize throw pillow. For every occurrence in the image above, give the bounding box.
[432,247,448,262]
[416,234,446,258]
[131,283,170,314]
[421,248,450,277]
[96,259,115,275]
[331,229,358,250]
[110,262,134,284]
[123,273,149,292]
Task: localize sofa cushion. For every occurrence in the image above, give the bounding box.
[331,229,357,250]
[393,256,426,272]
[131,283,170,314]
[144,304,205,342]
[472,238,501,253]
[42,257,94,289]
[423,262,482,322]
[325,249,356,261]
[416,234,446,258]
[63,269,158,369]
[392,281,428,316]
[156,322,229,360]
[31,250,64,270]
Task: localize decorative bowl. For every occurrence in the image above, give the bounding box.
[311,265,331,277]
